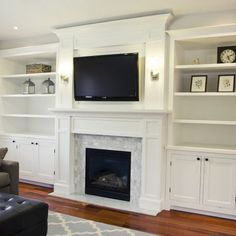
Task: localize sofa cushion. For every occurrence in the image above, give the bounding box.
[0,148,8,167]
[0,172,10,188]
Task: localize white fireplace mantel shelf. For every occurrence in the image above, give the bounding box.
[49,107,170,116]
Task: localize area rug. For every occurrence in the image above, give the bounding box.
[48,211,155,236]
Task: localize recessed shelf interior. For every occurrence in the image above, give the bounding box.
[174,96,236,121]
[174,71,236,93]
[0,74,56,95]
[175,35,236,65]
[0,52,57,75]
[1,96,55,115]
[173,123,236,149]
[0,116,55,136]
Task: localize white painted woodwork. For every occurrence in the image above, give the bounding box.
[36,140,55,184]
[0,137,18,162]
[0,136,55,184]
[51,14,171,215]
[167,24,236,220]
[203,157,236,209]
[72,117,144,138]
[167,25,236,218]
[173,120,236,125]
[0,43,56,184]
[175,63,236,71]
[52,109,167,215]
[167,150,236,216]
[54,116,74,194]
[174,92,236,97]
[54,14,171,110]
[170,152,201,204]
[167,24,236,153]
[18,139,35,178]
[0,44,57,138]
[2,72,57,79]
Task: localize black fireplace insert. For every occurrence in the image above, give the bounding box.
[85,148,131,201]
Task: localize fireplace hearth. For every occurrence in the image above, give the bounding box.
[85,148,131,201]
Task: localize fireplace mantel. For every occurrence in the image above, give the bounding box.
[51,108,167,215]
[51,13,171,215]
[50,107,169,115]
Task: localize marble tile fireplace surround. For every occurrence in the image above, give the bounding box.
[75,135,141,203]
[51,109,167,215]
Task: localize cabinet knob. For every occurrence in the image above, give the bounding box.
[31,142,34,145]
[12,140,15,143]
[197,157,201,161]
[35,142,39,145]
[205,158,209,161]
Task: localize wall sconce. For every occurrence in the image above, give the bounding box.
[59,62,71,84]
[150,71,159,80]
[149,56,160,81]
[60,74,69,83]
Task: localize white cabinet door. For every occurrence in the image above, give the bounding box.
[0,136,55,184]
[18,139,36,179]
[0,137,18,162]
[203,157,236,209]
[36,140,55,184]
[170,153,202,204]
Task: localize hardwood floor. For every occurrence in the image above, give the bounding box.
[19,183,236,236]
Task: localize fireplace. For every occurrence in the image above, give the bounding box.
[85,148,131,201]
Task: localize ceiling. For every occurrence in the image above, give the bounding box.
[0,0,236,41]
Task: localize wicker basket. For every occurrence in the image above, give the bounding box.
[26,64,51,74]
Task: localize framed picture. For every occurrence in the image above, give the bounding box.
[218,74,235,92]
[190,75,207,92]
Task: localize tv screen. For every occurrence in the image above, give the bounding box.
[73,53,139,101]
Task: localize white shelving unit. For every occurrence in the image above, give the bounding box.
[168,26,236,152]
[166,25,236,218]
[0,44,57,138]
[0,44,58,185]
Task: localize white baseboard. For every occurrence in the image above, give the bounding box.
[139,196,164,215]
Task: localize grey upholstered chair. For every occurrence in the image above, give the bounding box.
[0,148,19,195]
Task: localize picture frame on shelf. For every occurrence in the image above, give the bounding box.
[190,75,207,92]
[218,74,235,92]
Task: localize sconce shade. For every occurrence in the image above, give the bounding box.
[151,71,159,80]
[23,78,35,94]
[42,78,55,94]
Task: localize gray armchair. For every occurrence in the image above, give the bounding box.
[0,160,19,195]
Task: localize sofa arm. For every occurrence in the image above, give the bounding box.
[0,160,19,195]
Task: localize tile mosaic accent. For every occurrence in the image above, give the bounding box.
[48,211,155,236]
[74,134,142,205]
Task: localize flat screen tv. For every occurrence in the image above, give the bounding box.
[73,53,139,101]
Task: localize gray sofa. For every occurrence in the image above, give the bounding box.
[0,160,19,195]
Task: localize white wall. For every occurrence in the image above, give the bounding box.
[1,10,236,50]
[0,34,58,50]
[169,9,236,30]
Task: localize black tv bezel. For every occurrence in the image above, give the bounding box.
[73,53,139,102]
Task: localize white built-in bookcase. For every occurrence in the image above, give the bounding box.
[168,26,236,153]
[0,44,58,138]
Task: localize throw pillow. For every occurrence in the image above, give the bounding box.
[0,147,8,167]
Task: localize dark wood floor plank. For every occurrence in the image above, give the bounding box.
[19,183,236,236]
